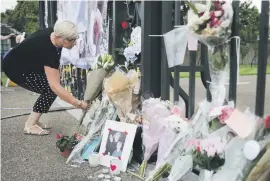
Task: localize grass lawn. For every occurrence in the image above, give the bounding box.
[179,65,270,78]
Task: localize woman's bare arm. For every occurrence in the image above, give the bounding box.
[44,66,86,108]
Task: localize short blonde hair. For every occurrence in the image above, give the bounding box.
[54,20,78,40]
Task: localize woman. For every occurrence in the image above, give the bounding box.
[3,20,88,136]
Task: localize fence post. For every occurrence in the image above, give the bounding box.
[141,1,162,97]
[160,1,172,100]
[47,1,57,28]
[229,0,240,104]
[38,1,46,29]
[112,1,127,65]
[173,1,181,103]
[255,0,269,117]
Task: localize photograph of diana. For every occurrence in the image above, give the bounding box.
[104,130,126,158]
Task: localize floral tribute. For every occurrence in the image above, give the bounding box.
[56,132,81,158]
[189,137,226,171]
[187,0,235,108]
[187,0,233,40]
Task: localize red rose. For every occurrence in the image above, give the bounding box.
[196,146,201,152]
[121,21,129,29]
[264,115,270,129]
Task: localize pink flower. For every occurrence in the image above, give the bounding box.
[206,146,217,157]
[171,106,182,116]
[264,115,270,129]
[76,135,84,141]
[188,139,200,149]
[196,146,201,153]
[56,133,63,139]
[218,107,235,124]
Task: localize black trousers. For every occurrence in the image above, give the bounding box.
[9,72,57,113]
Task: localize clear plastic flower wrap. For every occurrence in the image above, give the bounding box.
[186,1,239,109]
[156,114,189,167]
[139,98,171,177]
[145,108,205,181]
[104,68,141,123]
[167,154,193,181]
[163,26,189,68]
[66,95,116,164]
[210,109,268,181]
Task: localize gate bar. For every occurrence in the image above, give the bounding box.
[255,0,269,117]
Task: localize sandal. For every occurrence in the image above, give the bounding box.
[24,125,50,136]
[37,122,52,129]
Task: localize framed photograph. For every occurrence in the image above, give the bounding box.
[99,120,137,172]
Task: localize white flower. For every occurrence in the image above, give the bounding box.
[190,24,199,32]
[194,18,204,25]
[194,3,209,12]
[124,45,140,63]
[201,11,210,21]
[206,146,217,157]
[103,62,108,69]
[214,10,223,17]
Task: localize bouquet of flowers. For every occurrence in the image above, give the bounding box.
[189,137,226,181]
[189,137,226,170]
[84,53,114,102]
[91,53,114,71]
[66,96,117,164]
[156,105,189,167]
[139,98,171,178]
[56,132,80,158]
[186,0,235,108]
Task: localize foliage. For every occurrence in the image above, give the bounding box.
[1,1,39,33]
[239,1,260,43]
[56,133,79,152]
[192,150,225,171]
[92,53,115,71]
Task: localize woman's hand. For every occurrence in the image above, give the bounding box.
[79,101,89,110]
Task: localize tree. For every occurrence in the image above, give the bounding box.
[1,1,39,33]
[239,1,260,66]
[239,1,260,43]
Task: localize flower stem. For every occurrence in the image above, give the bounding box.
[139,160,147,177]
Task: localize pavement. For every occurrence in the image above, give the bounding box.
[1,87,139,181]
[1,75,269,181]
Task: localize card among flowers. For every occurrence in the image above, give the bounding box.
[99,120,137,172]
